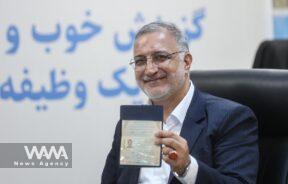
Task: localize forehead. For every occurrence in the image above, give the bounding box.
[133,30,178,56]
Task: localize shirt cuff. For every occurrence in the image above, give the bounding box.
[173,155,198,184]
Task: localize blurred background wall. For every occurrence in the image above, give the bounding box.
[273,0,288,38]
[0,0,278,183]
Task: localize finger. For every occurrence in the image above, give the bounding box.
[154,137,161,145]
[155,130,175,138]
[162,146,174,155]
[162,154,176,166]
[154,137,169,145]
[158,137,182,151]
[155,130,184,143]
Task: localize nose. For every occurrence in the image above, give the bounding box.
[144,59,158,76]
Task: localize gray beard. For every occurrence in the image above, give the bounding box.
[143,88,170,101]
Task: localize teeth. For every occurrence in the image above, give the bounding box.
[143,75,166,82]
[145,78,159,82]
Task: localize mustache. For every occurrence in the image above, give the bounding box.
[142,74,167,82]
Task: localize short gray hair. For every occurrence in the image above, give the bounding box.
[134,21,189,52]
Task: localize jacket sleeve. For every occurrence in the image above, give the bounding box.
[101,121,121,184]
[196,106,259,184]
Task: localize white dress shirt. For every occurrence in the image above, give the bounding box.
[138,82,199,184]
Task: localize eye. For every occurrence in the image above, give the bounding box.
[153,53,170,62]
[134,57,147,66]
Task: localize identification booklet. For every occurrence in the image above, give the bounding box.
[119,105,163,167]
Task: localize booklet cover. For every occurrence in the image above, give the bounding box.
[119,105,163,167]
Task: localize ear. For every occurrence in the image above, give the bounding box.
[183,53,192,72]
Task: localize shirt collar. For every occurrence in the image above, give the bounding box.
[170,81,195,125]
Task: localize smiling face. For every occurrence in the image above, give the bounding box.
[133,29,191,102]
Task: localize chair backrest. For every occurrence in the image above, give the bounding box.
[190,69,288,184]
[253,40,288,69]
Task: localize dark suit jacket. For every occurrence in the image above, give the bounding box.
[101,89,259,184]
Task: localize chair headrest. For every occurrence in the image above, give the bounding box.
[190,69,288,137]
[253,40,288,69]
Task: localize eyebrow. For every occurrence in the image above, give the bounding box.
[134,51,170,58]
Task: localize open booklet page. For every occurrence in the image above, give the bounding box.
[120,120,162,167]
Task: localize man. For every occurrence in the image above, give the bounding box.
[102,22,258,184]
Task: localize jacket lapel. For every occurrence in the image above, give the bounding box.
[180,89,206,152]
[168,89,207,183]
[129,167,140,184]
